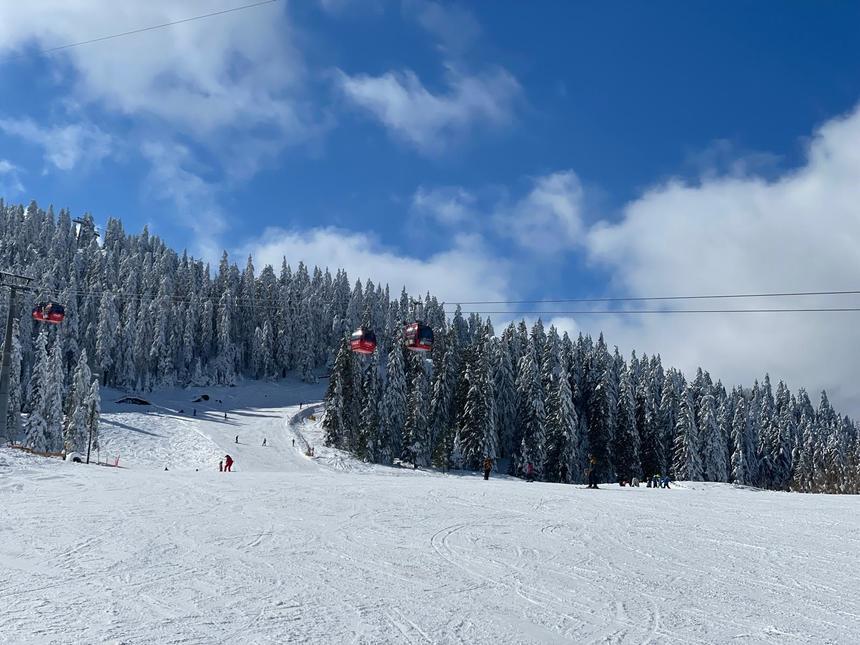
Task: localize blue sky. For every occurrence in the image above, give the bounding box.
[1,1,860,410]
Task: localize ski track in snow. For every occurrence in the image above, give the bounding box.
[1,381,859,644]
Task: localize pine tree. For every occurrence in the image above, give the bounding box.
[46,340,65,452]
[731,396,751,485]
[545,360,579,483]
[63,350,92,453]
[459,326,497,469]
[379,329,407,464]
[493,336,517,459]
[613,367,641,482]
[322,338,354,449]
[699,390,728,482]
[673,384,704,481]
[587,337,618,480]
[404,356,431,466]
[3,320,23,441]
[358,350,381,461]
[23,331,51,452]
[515,342,547,479]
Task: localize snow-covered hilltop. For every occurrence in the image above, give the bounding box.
[0,201,858,493]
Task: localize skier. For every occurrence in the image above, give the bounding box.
[661,475,671,489]
[224,455,233,472]
[483,457,493,480]
[224,413,227,420]
[292,438,295,447]
[193,409,196,417]
[219,460,223,472]
[525,462,535,482]
[652,473,660,488]
[262,437,267,447]
[646,476,652,488]
[235,435,238,444]
[631,476,640,487]
[587,455,599,489]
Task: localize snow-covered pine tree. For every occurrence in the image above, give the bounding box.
[515,340,547,479]
[3,319,23,441]
[545,359,579,483]
[613,366,641,482]
[493,335,517,460]
[459,324,497,469]
[428,328,458,468]
[404,353,431,466]
[699,390,728,482]
[587,336,618,481]
[63,349,92,453]
[322,338,354,449]
[379,326,407,465]
[730,393,751,485]
[46,339,65,452]
[23,331,51,452]
[358,350,381,461]
[673,384,704,481]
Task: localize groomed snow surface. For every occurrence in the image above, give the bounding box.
[2,381,858,644]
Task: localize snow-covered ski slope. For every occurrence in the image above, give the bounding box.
[2,382,859,644]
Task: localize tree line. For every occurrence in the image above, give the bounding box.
[1,199,856,492]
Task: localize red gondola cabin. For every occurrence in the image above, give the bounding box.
[404,321,433,352]
[32,302,66,324]
[350,327,377,354]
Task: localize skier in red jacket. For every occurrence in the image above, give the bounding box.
[224,455,233,472]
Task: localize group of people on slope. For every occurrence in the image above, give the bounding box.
[219,455,234,472]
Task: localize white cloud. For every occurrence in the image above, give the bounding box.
[496,171,585,253]
[141,141,226,262]
[408,0,482,55]
[581,103,860,414]
[0,159,25,195]
[412,185,476,226]
[0,2,307,140]
[0,118,111,171]
[336,65,520,153]
[239,227,510,304]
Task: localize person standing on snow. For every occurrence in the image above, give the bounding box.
[224,455,234,472]
[262,437,267,447]
[483,457,493,480]
[586,455,599,489]
[235,435,238,444]
[525,462,535,482]
[219,460,223,472]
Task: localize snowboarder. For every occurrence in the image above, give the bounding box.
[587,455,599,489]
[483,457,493,480]
[224,455,233,472]
[526,462,535,482]
[262,437,267,447]
[219,460,223,472]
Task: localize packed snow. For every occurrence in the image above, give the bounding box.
[1,382,858,644]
